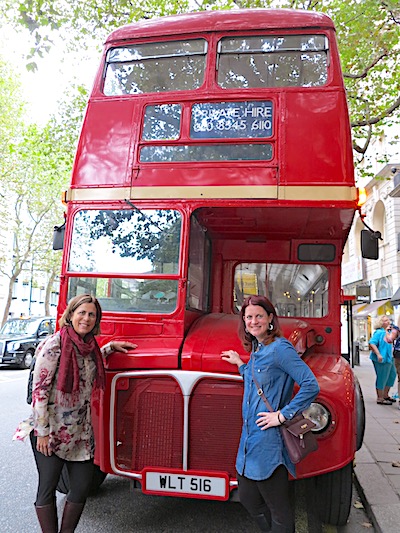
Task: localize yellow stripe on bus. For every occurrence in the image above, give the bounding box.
[65,185,357,202]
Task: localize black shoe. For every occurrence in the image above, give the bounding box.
[271,520,295,533]
[384,397,396,403]
[252,513,271,532]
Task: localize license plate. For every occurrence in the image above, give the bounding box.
[142,468,229,500]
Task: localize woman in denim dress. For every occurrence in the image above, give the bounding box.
[222,296,319,532]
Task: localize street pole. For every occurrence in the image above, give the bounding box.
[28,254,34,315]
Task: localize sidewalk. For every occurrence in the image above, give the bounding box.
[353,350,400,532]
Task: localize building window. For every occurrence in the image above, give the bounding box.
[375,277,392,299]
[354,216,364,257]
[372,200,386,245]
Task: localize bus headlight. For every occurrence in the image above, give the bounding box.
[303,403,330,432]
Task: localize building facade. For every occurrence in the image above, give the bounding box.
[342,156,400,346]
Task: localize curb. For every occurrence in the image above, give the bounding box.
[354,444,400,533]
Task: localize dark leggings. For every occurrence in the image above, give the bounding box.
[30,433,94,506]
[237,465,295,532]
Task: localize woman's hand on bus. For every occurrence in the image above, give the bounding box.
[256,410,284,430]
[221,350,244,368]
[36,435,52,456]
[109,341,138,354]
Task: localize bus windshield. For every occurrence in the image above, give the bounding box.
[103,34,328,96]
[104,39,207,95]
[67,208,181,314]
[217,34,329,89]
[234,262,329,317]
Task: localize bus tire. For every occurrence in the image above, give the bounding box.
[56,464,107,494]
[315,462,353,526]
[355,375,365,451]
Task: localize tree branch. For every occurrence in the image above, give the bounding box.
[381,1,400,25]
[352,125,372,155]
[343,50,389,80]
[351,94,400,127]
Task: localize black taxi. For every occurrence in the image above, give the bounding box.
[0,316,56,369]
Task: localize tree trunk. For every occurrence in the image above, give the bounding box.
[44,270,57,316]
[1,272,19,327]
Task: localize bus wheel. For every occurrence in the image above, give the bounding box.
[56,464,107,494]
[355,375,366,451]
[315,462,353,526]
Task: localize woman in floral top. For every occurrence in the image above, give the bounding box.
[27,294,136,533]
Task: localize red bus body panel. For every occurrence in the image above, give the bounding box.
[59,9,361,507]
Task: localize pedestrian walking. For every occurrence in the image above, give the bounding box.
[369,315,397,405]
[385,318,400,409]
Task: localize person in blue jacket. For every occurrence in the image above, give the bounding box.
[222,295,319,533]
[369,315,397,404]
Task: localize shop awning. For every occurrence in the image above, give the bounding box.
[352,303,368,314]
[391,287,400,306]
[355,299,392,318]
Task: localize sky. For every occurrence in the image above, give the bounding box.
[0,25,100,124]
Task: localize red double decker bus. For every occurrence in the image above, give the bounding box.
[56,9,365,525]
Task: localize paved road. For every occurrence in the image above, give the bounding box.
[0,367,374,532]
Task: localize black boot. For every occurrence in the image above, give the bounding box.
[271,520,295,533]
[35,502,58,533]
[252,513,272,532]
[59,500,85,533]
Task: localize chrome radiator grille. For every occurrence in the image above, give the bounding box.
[113,372,243,478]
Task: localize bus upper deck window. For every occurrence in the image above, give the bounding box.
[103,39,207,95]
[217,34,328,89]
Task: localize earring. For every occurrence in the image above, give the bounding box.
[269,322,274,331]
[245,328,249,334]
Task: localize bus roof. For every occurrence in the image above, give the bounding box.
[106,9,335,44]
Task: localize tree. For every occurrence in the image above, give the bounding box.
[89,208,181,265]
[0,56,25,188]
[2,0,399,172]
[0,55,26,323]
[0,78,87,325]
[0,121,64,325]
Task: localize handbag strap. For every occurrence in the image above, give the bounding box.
[251,360,274,412]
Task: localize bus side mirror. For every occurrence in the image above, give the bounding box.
[53,223,65,251]
[361,229,380,260]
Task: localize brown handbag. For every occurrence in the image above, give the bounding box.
[252,368,318,464]
[279,414,318,464]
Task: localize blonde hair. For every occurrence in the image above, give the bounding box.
[373,315,389,330]
[59,294,102,335]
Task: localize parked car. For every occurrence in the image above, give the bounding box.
[0,316,56,369]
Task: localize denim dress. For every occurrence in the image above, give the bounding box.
[236,336,320,480]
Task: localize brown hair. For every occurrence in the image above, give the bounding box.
[59,294,102,336]
[239,295,282,351]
